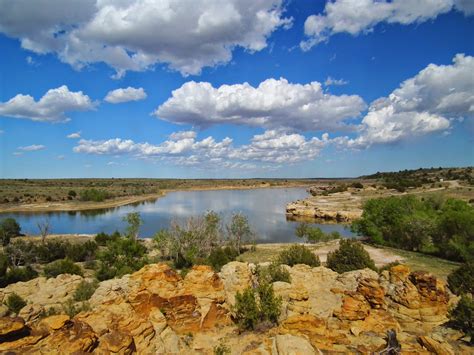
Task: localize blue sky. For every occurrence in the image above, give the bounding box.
[0,0,473,178]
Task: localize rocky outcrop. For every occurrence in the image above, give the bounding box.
[0,262,470,354]
[286,195,362,222]
[0,274,87,323]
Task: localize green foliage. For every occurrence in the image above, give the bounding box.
[0,253,7,278]
[257,263,291,283]
[214,343,231,355]
[353,196,474,261]
[326,239,376,273]
[43,259,83,278]
[73,280,99,302]
[65,240,98,262]
[122,212,142,239]
[295,223,340,243]
[80,188,110,202]
[448,295,474,343]
[68,190,77,197]
[95,236,147,280]
[207,246,239,271]
[2,266,38,286]
[94,231,121,246]
[0,218,21,246]
[277,244,320,267]
[447,262,474,296]
[227,213,255,254]
[232,282,282,331]
[351,182,364,189]
[5,293,26,314]
[62,299,91,318]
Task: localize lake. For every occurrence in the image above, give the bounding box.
[0,187,355,243]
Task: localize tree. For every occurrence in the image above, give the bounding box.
[0,218,21,246]
[227,213,254,254]
[37,220,51,243]
[123,212,142,240]
[326,239,376,273]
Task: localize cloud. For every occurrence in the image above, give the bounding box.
[154,78,366,132]
[344,54,474,147]
[0,130,4,134]
[0,85,95,122]
[17,144,46,151]
[0,0,291,77]
[67,131,81,139]
[324,76,348,86]
[104,87,147,104]
[301,0,473,50]
[73,129,329,168]
[57,155,65,160]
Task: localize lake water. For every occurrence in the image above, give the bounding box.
[0,188,355,243]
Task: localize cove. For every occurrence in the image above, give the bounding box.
[1,188,355,243]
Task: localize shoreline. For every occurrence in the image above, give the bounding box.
[0,183,312,214]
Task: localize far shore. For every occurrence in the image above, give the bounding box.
[0,182,312,214]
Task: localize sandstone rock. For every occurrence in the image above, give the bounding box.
[0,316,26,339]
[0,304,8,317]
[97,329,135,354]
[220,261,254,308]
[274,334,316,355]
[37,314,70,332]
[335,292,370,321]
[357,278,385,308]
[419,335,455,355]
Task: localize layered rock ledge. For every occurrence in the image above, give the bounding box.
[0,262,470,354]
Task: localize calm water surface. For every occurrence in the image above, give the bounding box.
[1,188,354,243]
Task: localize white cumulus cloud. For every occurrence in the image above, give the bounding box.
[67,131,81,139]
[73,129,330,168]
[154,78,366,132]
[104,87,147,104]
[0,0,291,77]
[301,0,473,50]
[17,144,46,151]
[0,85,95,122]
[344,54,474,147]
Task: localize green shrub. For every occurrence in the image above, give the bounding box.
[278,244,320,267]
[44,259,83,278]
[232,282,282,331]
[3,266,38,286]
[95,237,147,281]
[80,189,110,202]
[5,293,26,314]
[0,218,21,246]
[68,190,77,198]
[448,295,474,343]
[257,263,291,283]
[62,299,91,318]
[214,343,231,355]
[295,223,340,243]
[34,240,69,263]
[0,253,8,278]
[326,239,376,273]
[351,182,364,189]
[447,262,474,295]
[73,280,99,301]
[207,246,239,271]
[94,231,121,246]
[65,240,98,262]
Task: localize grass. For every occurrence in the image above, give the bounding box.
[374,245,461,280]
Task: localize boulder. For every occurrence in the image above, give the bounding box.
[273,334,316,355]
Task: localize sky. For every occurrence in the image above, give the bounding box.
[0,0,473,179]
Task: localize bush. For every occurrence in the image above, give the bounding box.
[43,259,83,278]
[351,182,364,189]
[207,246,239,271]
[0,218,21,246]
[326,239,376,273]
[80,189,110,202]
[73,280,99,302]
[447,262,474,295]
[94,231,121,246]
[448,295,474,343]
[68,190,77,198]
[257,263,291,283]
[2,266,38,286]
[278,244,320,267]
[95,237,147,281]
[34,240,69,263]
[214,343,231,355]
[66,240,98,262]
[232,282,282,331]
[295,223,340,243]
[0,253,8,278]
[5,293,26,314]
[62,299,91,318]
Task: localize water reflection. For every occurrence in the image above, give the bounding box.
[0,188,355,243]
